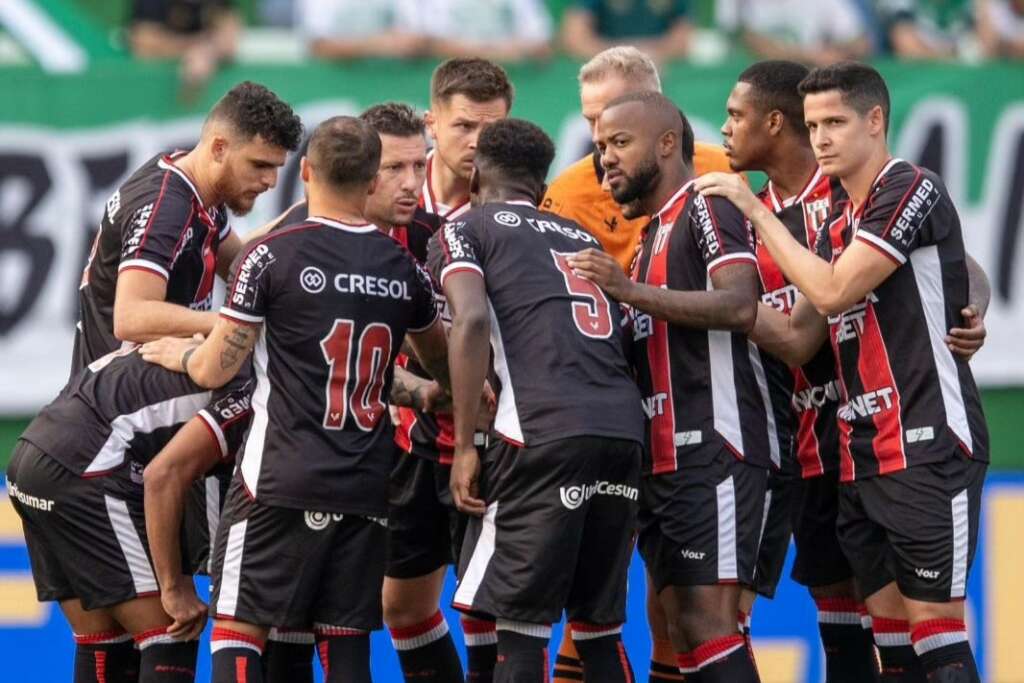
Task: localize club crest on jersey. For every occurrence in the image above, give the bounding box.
[300,266,327,294]
[493,211,521,227]
[804,197,831,233]
[653,221,673,255]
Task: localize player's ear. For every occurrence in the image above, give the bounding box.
[211,134,229,163]
[767,110,784,136]
[868,105,885,138]
[424,109,437,140]
[367,174,379,196]
[658,130,677,160]
[300,156,310,184]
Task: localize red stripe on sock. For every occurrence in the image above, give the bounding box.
[389,610,445,640]
[234,655,247,683]
[460,616,496,634]
[543,646,550,683]
[74,630,127,645]
[814,597,862,613]
[677,652,697,670]
[693,634,745,667]
[872,618,910,634]
[95,650,107,683]
[617,640,634,683]
[911,619,967,643]
[318,640,330,676]
[211,627,265,650]
[132,627,167,644]
[568,621,622,633]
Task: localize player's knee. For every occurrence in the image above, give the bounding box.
[904,598,964,626]
[381,588,436,629]
[809,579,858,601]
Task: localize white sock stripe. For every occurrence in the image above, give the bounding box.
[818,611,863,626]
[861,615,873,630]
[913,630,968,656]
[875,632,912,647]
[268,628,316,644]
[391,620,450,651]
[697,641,745,669]
[464,631,498,646]
[571,625,623,641]
[136,633,176,650]
[495,619,552,640]
[211,639,262,655]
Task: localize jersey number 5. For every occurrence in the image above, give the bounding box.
[320,319,393,431]
[551,250,613,339]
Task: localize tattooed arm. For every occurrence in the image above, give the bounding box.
[141,317,258,388]
[391,366,451,412]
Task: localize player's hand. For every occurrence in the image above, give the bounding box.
[140,336,201,373]
[161,580,208,641]
[451,445,486,516]
[946,305,986,361]
[568,249,634,302]
[423,381,453,413]
[694,172,760,216]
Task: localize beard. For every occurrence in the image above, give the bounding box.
[610,157,659,210]
[216,170,256,216]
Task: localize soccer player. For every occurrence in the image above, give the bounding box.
[6,345,252,683]
[441,118,645,683]
[696,62,989,683]
[141,115,448,683]
[570,92,774,683]
[719,60,992,682]
[422,58,513,221]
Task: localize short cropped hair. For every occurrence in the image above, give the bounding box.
[578,46,661,92]
[307,116,381,188]
[738,60,810,136]
[430,58,514,109]
[604,91,693,166]
[799,62,891,134]
[476,118,555,187]
[678,108,695,167]
[360,102,425,138]
[207,81,303,151]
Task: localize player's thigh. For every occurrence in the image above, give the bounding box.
[835,479,894,602]
[383,568,448,627]
[108,595,173,635]
[751,468,798,600]
[791,469,855,590]
[60,598,121,635]
[315,515,388,632]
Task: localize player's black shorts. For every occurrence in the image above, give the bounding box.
[386,453,467,579]
[182,472,231,576]
[791,468,853,588]
[210,476,386,630]
[6,440,159,610]
[837,453,986,603]
[639,448,769,593]
[752,467,797,599]
[454,435,641,625]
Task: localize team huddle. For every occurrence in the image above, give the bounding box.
[6,48,991,683]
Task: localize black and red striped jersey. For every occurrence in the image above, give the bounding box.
[73,152,232,377]
[630,181,776,475]
[221,216,439,516]
[21,346,252,478]
[814,159,989,481]
[755,168,846,478]
[439,200,644,448]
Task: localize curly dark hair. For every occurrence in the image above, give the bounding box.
[799,62,890,135]
[476,118,554,187]
[360,102,425,138]
[208,81,303,151]
[739,60,810,137]
[308,116,381,187]
[430,58,514,109]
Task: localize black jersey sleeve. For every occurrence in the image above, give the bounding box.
[220,238,279,325]
[688,194,757,275]
[197,378,255,460]
[118,183,194,281]
[855,163,945,265]
[409,258,442,333]
[438,216,485,286]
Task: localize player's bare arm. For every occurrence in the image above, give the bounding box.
[391,365,450,413]
[215,229,243,280]
[143,417,222,641]
[113,270,218,342]
[442,271,491,517]
[406,319,452,394]
[696,172,899,315]
[751,296,830,368]
[140,317,257,388]
[570,248,758,332]
[946,254,991,359]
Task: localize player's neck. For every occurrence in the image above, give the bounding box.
[478,187,536,206]
[308,193,368,225]
[430,153,470,208]
[172,150,216,209]
[763,144,818,201]
[645,164,692,217]
[842,145,892,210]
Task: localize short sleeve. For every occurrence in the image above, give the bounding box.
[688,194,757,275]
[197,378,255,460]
[220,239,278,324]
[438,217,485,286]
[118,185,194,281]
[408,260,441,333]
[854,164,944,265]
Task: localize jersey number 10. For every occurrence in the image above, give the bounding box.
[320,319,393,431]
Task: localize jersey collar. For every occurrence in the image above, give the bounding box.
[158,152,206,208]
[653,179,697,221]
[308,215,378,233]
[766,166,823,211]
[423,150,471,219]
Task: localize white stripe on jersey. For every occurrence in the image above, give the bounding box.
[85,391,211,475]
[241,328,271,497]
[104,495,158,594]
[488,301,525,445]
[197,409,228,458]
[910,245,973,453]
[748,341,781,468]
[453,502,498,609]
[205,476,221,574]
[216,519,248,618]
[708,329,744,456]
[715,476,738,581]
[753,487,773,582]
[950,488,969,599]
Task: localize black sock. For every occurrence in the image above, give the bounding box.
[494,621,551,683]
[911,620,979,683]
[874,618,926,683]
[816,598,881,682]
[569,623,633,683]
[315,629,371,683]
[389,611,464,682]
[693,635,759,683]
[137,638,199,682]
[462,617,497,683]
[73,631,139,683]
[211,626,264,683]
[263,629,314,683]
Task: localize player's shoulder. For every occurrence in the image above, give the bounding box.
[872,158,947,204]
[544,153,602,203]
[410,207,443,235]
[117,153,193,215]
[693,143,734,176]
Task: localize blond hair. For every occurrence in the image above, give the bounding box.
[577,46,662,92]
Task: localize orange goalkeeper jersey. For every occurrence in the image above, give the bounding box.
[542,142,736,271]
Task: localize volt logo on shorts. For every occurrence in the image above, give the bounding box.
[680,549,706,561]
[304,511,344,531]
[559,481,639,510]
[915,567,941,580]
[8,482,54,511]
